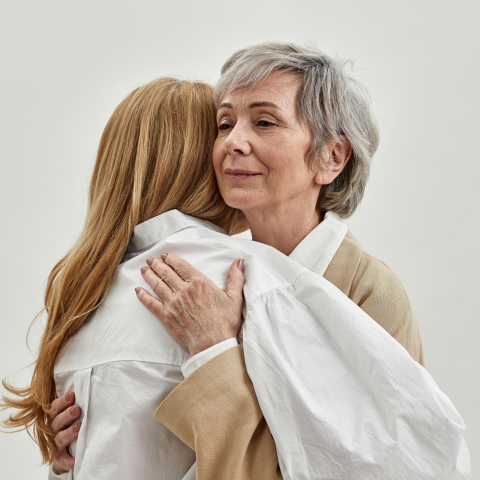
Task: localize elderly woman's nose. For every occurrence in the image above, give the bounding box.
[224,125,252,157]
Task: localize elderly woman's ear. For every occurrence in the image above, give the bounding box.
[314,136,352,186]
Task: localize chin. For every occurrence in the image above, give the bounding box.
[222,187,260,211]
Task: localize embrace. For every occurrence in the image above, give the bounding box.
[3,43,470,479]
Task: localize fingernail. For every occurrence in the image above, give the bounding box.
[146,258,154,266]
[135,287,141,294]
[141,266,148,274]
[161,253,168,260]
[70,406,76,416]
[238,259,244,271]
[65,392,71,402]
[75,422,81,432]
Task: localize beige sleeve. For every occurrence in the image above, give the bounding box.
[154,346,282,480]
[155,243,424,478]
[323,230,425,366]
[350,252,425,366]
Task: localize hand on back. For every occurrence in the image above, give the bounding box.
[136,253,245,357]
[48,391,81,475]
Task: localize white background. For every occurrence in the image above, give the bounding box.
[1,0,479,478]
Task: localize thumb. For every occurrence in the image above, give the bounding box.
[225,259,245,306]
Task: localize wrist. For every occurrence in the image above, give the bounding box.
[182,338,239,378]
[189,334,237,357]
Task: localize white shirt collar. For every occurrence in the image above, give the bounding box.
[126,209,347,278]
[289,211,348,277]
[126,210,226,254]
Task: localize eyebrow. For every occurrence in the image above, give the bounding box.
[248,101,283,111]
[218,101,283,111]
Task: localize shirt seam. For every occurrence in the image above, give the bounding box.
[54,357,186,375]
[246,268,310,306]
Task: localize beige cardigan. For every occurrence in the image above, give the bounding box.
[155,231,425,479]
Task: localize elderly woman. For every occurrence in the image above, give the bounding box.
[40,44,467,480]
[135,43,468,478]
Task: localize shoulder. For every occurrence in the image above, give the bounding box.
[325,231,424,365]
[353,249,411,313]
[325,230,410,311]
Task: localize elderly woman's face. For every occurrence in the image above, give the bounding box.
[213,72,321,215]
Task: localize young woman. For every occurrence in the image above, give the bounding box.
[2,77,239,478]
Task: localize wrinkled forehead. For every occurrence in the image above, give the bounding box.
[218,71,302,114]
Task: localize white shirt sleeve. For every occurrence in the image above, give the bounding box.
[181,338,238,378]
[48,466,69,480]
[242,269,470,479]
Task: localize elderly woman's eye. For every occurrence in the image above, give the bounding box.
[218,124,231,131]
[258,120,274,127]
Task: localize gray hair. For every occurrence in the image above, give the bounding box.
[215,43,380,218]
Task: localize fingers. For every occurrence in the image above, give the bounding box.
[54,422,81,473]
[225,259,245,306]
[54,450,75,473]
[49,391,75,423]
[140,266,173,301]
[51,404,81,433]
[49,392,81,474]
[55,421,81,452]
[135,287,167,323]
[161,253,202,282]
[144,257,184,293]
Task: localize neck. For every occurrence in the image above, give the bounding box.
[245,201,324,256]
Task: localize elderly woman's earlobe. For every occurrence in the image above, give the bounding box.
[314,136,352,186]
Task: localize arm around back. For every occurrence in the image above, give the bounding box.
[155,346,282,480]
[155,232,427,479]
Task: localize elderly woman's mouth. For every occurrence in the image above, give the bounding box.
[224,168,262,181]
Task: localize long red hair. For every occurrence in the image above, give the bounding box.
[1,77,237,463]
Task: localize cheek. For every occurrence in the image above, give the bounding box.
[263,148,314,200]
[212,140,231,198]
[263,144,306,184]
[212,141,228,191]
[212,140,223,174]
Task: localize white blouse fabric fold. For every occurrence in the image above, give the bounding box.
[52,210,469,479]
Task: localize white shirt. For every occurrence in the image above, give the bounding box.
[51,210,469,480]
